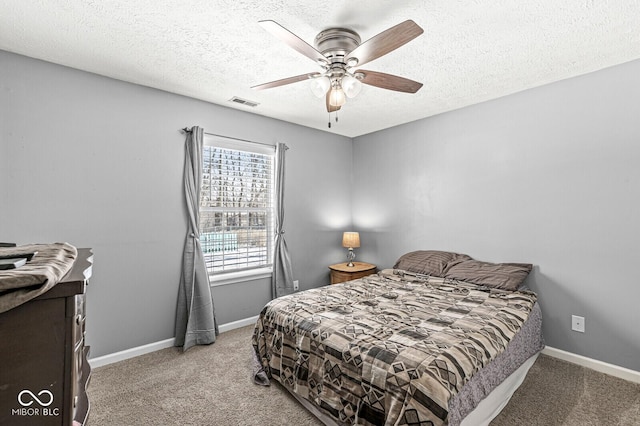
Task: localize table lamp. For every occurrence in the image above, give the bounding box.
[342,232,360,267]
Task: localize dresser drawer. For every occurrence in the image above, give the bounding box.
[74,346,91,426]
[68,293,85,319]
[71,341,87,419]
[69,294,86,348]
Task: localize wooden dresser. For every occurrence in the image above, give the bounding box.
[0,248,93,426]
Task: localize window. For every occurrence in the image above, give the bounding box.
[199,135,275,275]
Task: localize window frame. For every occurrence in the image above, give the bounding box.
[200,134,276,284]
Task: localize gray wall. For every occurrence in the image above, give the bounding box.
[0,50,351,357]
[3,48,639,372]
[352,59,640,372]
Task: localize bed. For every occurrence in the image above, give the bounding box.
[252,250,544,425]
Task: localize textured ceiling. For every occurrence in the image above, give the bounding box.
[2,1,639,137]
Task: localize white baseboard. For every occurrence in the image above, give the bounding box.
[89,315,259,369]
[217,315,259,333]
[90,323,640,385]
[89,337,176,369]
[543,346,640,384]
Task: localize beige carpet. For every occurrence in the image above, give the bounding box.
[88,326,640,426]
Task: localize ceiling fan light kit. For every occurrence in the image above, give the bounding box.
[253,19,424,127]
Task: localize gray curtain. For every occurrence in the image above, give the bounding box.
[272,143,295,298]
[175,126,218,351]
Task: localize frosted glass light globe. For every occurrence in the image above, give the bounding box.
[342,74,362,98]
[310,76,330,98]
[328,88,347,107]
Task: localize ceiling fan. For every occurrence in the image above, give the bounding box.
[252,19,424,126]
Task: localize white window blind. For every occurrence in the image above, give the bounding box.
[200,135,275,274]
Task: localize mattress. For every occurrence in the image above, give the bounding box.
[252,269,544,425]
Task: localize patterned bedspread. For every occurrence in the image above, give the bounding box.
[252,269,538,425]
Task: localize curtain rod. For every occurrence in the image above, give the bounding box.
[181,127,276,149]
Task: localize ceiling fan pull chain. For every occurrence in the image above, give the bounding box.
[328,111,331,128]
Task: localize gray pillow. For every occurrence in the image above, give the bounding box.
[393,250,472,277]
[444,259,532,291]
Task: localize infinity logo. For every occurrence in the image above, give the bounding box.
[17,390,54,407]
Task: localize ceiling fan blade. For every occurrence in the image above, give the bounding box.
[259,20,329,65]
[345,20,423,67]
[252,72,321,90]
[326,91,341,112]
[358,70,423,93]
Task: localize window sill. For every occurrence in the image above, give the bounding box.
[209,267,272,287]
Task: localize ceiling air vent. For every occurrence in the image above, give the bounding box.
[229,96,259,108]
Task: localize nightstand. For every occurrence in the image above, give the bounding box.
[329,261,377,284]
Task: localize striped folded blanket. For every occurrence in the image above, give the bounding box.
[0,242,77,313]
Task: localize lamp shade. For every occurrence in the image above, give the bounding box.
[342,232,360,248]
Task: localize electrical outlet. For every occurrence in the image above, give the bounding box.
[293,280,299,291]
[571,315,585,333]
